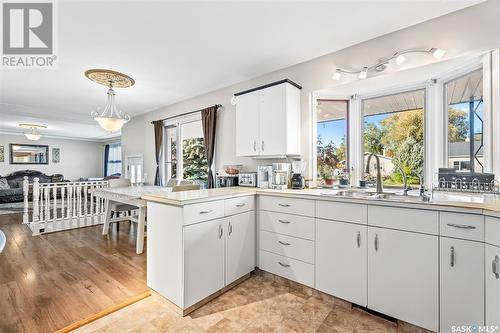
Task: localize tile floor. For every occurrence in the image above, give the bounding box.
[74,272,431,333]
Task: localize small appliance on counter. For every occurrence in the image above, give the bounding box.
[257,165,273,189]
[238,172,257,187]
[216,174,239,188]
[291,159,306,189]
[271,163,291,190]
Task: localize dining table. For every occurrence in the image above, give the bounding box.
[92,185,173,254]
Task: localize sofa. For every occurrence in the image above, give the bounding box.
[0,170,65,204]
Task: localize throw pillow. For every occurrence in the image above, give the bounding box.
[0,178,10,190]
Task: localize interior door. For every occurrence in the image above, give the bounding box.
[316,219,367,306]
[183,218,225,308]
[368,227,438,332]
[226,211,255,285]
[235,91,260,156]
[440,237,484,332]
[486,244,500,328]
[260,84,287,156]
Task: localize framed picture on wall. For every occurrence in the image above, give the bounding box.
[52,148,60,163]
[10,144,49,165]
[0,145,4,162]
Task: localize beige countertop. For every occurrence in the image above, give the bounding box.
[141,186,500,215]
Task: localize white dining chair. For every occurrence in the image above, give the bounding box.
[0,230,6,254]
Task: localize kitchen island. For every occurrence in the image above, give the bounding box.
[142,187,500,332]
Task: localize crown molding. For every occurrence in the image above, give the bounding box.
[0,130,120,143]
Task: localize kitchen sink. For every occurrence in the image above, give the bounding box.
[320,190,431,203]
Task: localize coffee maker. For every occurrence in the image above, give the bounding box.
[271,163,291,190]
[291,159,306,189]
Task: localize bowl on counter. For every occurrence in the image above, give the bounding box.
[223,165,243,175]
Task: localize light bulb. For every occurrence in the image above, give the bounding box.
[358,67,368,80]
[395,54,406,65]
[332,70,342,81]
[430,48,446,59]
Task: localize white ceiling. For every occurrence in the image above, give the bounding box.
[0,0,484,140]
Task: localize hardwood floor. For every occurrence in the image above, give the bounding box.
[0,213,147,333]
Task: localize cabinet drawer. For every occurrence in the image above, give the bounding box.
[183,200,225,225]
[368,206,438,235]
[260,210,314,240]
[224,196,254,216]
[316,201,367,225]
[485,217,500,247]
[259,196,314,217]
[440,212,484,242]
[259,250,314,287]
[260,230,314,264]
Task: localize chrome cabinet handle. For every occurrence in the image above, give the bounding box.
[278,219,291,224]
[218,225,223,239]
[493,255,499,279]
[374,234,379,251]
[450,246,455,267]
[278,262,290,267]
[278,241,291,246]
[262,141,264,151]
[235,203,246,208]
[356,231,361,248]
[447,223,476,230]
[228,222,232,236]
[199,210,212,215]
[253,141,257,152]
[278,203,290,207]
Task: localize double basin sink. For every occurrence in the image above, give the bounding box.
[320,189,430,203]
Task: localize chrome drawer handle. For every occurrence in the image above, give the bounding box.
[278,241,291,246]
[450,246,455,267]
[374,234,379,251]
[278,262,290,267]
[235,203,246,208]
[493,255,499,279]
[218,225,223,239]
[447,223,476,230]
[278,219,291,224]
[356,231,361,248]
[228,222,233,236]
[199,210,212,214]
[253,141,257,152]
[278,203,290,207]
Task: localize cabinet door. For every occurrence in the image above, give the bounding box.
[486,244,500,328]
[440,237,484,332]
[183,218,225,308]
[226,211,255,285]
[235,91,260,156]
[259,84,287,156]
[368,227,438,332]
[316,219,367,306]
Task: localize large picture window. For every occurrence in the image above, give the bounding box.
[316,100,348,183]
[164,114,208,187]
[445,69,483,172]
[105,142,122,176]
[362,89,425,188]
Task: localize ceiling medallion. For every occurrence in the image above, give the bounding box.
[85,69,135,132]
[19,124,46,141]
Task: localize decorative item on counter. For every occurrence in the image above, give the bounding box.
[223,164,243,175]
[359,180,367,188]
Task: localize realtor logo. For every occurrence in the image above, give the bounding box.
[1,1,57,68]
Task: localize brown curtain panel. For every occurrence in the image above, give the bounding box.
[201,105,218,188]
[153,120,164,186]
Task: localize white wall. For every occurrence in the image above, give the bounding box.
[0,133,104,181]
[122,0,500,181]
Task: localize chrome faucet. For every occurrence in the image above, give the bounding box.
[365,152,383,194]
[395,164,410,196]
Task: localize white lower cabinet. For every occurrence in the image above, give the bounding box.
[316,219,367,306]
[184,217,226,308]
[367,227,438,332]
[440,237,484,332]
[486,244,500,329]
[226,211,255,285]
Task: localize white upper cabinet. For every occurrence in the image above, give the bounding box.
[235,80,301,157]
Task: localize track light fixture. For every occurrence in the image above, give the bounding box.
[332,47,446,81]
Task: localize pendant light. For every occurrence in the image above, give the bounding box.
[19,124,46,141]
[85,69,135,132]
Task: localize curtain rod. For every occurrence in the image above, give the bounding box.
[151,104,223,124]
